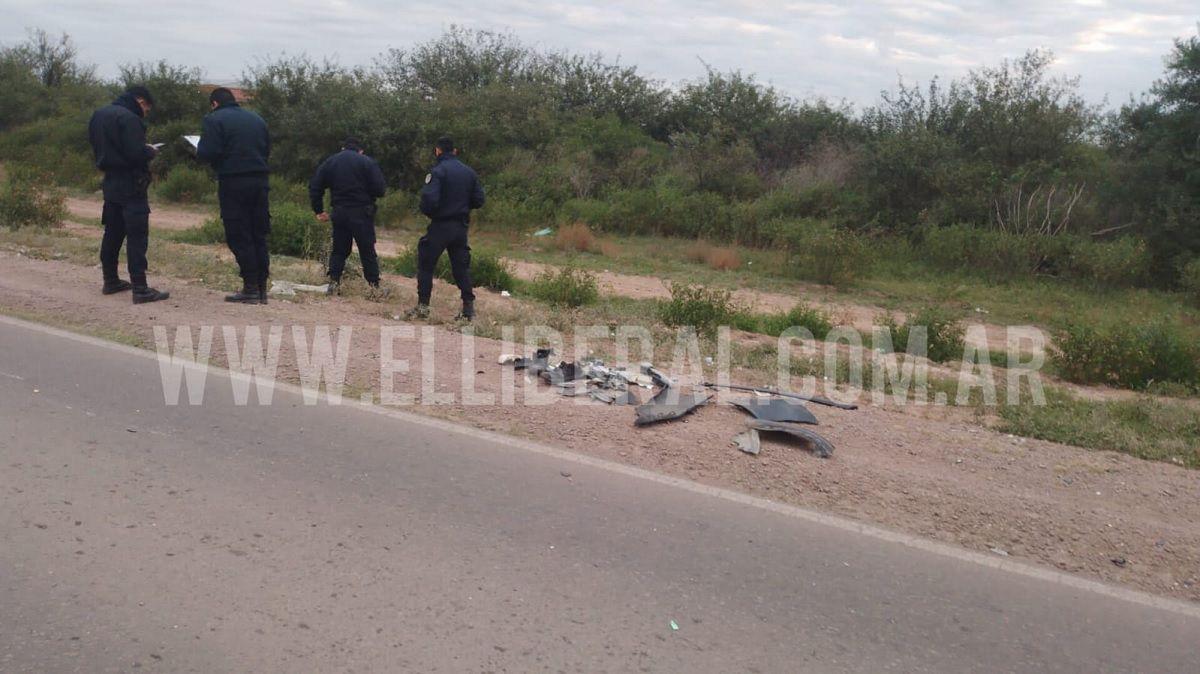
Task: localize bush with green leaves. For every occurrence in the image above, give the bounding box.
[375,190,418,229]
[0,166,65,229]
[1065,237,1151,287]
[1051,321,1200,390]
[1178,258,1200,306]
[269,202,326,259]
[269,177,309,207]
[172,216,226,244]
[154,164,214,203]
[526,267,599,307]
[919,224,1045,278]
[657,282,740,337]
[879,305,965,363]
[388,246,515,292]
[771,219,872,286]
[755,302,834,339]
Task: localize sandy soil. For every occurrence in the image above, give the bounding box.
[503,259,1025,353]
[1,247,1197,603]
[65,197,209,231]
[66,195,1029,354]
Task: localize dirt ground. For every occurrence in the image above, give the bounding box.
[64,196,1028,353]
[1,241,1197,603]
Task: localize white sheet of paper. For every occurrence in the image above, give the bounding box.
[183,135,201,149]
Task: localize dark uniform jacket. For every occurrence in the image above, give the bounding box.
[419,154,485,223]
[196,102,270,177]
[88,92,155,203]
[308,150,387,214]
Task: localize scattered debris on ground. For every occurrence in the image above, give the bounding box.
[270,280,331,296]
[703,381,858,410]
[732,428,761,455]
[634,387,712,426]
[502,351,843,458]
[742,420,835,458]
[730,396,818,425]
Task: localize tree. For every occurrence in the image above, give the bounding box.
[1107,31,1200,283]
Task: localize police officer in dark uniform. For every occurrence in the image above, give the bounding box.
[308,137,387,295]
[87,85,170,304]
[405,136,485,321]
[196,87,271,304]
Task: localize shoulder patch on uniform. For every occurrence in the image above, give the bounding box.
[424,173,432,184]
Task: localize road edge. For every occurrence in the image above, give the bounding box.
[2,312,1198,620]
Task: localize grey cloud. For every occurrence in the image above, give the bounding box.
[0,0,1194,106]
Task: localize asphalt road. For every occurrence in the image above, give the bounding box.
[1,316,1197,673]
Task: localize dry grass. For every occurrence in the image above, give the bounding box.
[685,240,713,264]
[705,246,741,271]
[553,222,598,253]
[597,240,621,257]
[684,240,740,270]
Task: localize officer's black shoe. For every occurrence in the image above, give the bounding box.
[366,282,390,300]
[455,300,475,322]
[131,286,170,304]
[326,280,340,296]
[403,304,430,320]
[102,279,132,295]
[225,281,262,304]
[258,274,269,305]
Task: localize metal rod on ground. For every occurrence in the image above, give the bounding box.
[701,382,859,411]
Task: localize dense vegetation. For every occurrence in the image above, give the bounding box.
[1,26,1198,393]
[2,26,1198,286]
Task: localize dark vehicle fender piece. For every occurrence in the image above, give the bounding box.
[730,397,818,425]
[634,387,711,426]
[749,420,835,458]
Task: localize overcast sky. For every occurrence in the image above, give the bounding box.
[2,0,1195,108]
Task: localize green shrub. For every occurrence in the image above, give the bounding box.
[173,216,226,244]
[375,190,418,229]
[772,219,872,286]
[998,390,1200,468]
[657,282,740,337]
[154,164,214,203]
[1051,321,1200,390]
[269,202,326,259]
[1179,258,1200,306]
[1067,237,1151,287]
[0,114,100,189]
[920,224,1042,278]
[558,198,613,229]
[880,305,965,363]
[526,267,599,307]
[471,252,517,292]
[480,195,555,231]
[756,303,834,339]
[269,176,309,207]
[388,247,515,292]
[0,166,66,229]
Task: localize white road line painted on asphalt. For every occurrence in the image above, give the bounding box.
[1,312,1198,620]
[1,371,25,381]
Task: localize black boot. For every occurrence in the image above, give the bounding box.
[132,285,170,304]
[403,304,430,320]
[225,279,261,304]
[455,300,475,322]
[258,272,269,305]
[102,278,132,295]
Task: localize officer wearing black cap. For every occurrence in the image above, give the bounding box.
[308,137,387,295]
[87,85,169,304]
[405,136,485,321]
[197,87,271,304]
